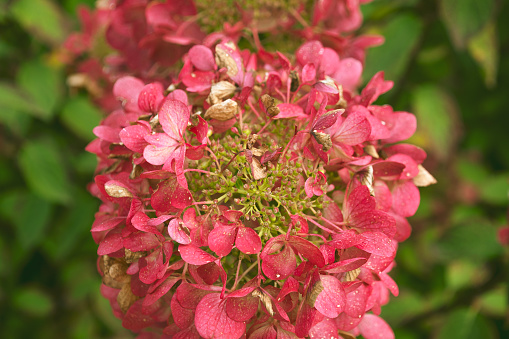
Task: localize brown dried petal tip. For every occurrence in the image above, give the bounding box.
[311,131,333,152]
[204,99,238,121]
[261,94,280,117]
[215,45,238,77]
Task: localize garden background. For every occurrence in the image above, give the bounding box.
[0,0,508,338]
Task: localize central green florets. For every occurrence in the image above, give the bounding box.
[187,127,329,242]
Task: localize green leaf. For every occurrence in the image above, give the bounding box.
[437,222,503,262]
[364,13,423,82]
[468,22,498,88]
[479,175,509,205]
[13,287,54,316]
[60,96,103,141]
[16,59,63,120]
[437,309,497,339]
[43,190,98,261]
[9,0,68,46]
[440,0,495,48]
[412,85,458,161]
[13,193,53,250]
[18,139,72,204]
[0,82,44,116]
[479,286,507,316]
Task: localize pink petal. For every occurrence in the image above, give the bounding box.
[195,293,246,339]
[344,284,368,318]
[372,161,405,180]
[309,318,341,339]
[91,216,124,232]
[122,300,156,331]
[305,177,315,198]
[188,45,216,71]
[295,297,318,338]
[123,231,161,252]
[273,103,307,120]
[356,232,397,257]
[178,245,215,265]
[332,58,362,92]
[387,154,419,180]
[138,82,164,113]
[277,276,300,301]
[313,109,343,130]
[357,314,395,339]
[208,225,237,257]
[168,218,192,244]
[120,124,150,153]
[333,112,371,145]
[159,99,190,141]
[176,282,214,309]
[384,144,427,164]
[182,70,215,92]
[351,210,396,237]
[113,76,145,112]
[320,47,340,75]
[171,293,195,329]
[139,248,165,284]
[384,112,417,144]
[288,236,325,268]
[97,229,123,255]
[143,134,178,165]
[235,227,262,254]
[151,175,193,212]
[390,212,412,242]
[302,63,316,83]
[315,275,346,318]
[344,185,375,217]
[93,126,121,143]
[166,89,189,106]
[330,230,359,249]
[296,41,324,67]
[143,277,180,307]
[226,293,258,322]
[374,181,392,212]
[261,237,296,280]
[391,180,420,217]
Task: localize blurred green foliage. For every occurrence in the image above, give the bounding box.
[0,0,507,338]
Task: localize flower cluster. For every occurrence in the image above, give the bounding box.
[81,1,435,338]
[65,0,382,111]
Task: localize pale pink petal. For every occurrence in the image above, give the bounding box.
[333,58,362,92]
[138,82,164,112]
[391,180,420,217]
[168,218,192,244]
[296,41,324,67]
[113,76,145,112]
[188,45,216,71]
[120,124,150,153]
[159,99,190,140]
[357,314,395,339]
[273,103,307,120]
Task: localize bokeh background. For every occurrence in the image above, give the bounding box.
[0,0,508,338]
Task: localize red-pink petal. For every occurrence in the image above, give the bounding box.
[274,103,307,120]
[315,275,346,318]
[235,227,262,254]
[208,225,237,257]
[261,237,296,280]
[356,232,397,257]
[333,58,362,92]
[391,180,420,217]
[296,40,324,67]
[195,293,246,339]
[178,245,216,265]
[120,124,150,153]
[97,230,123,255]
[122,299,156,331]
[138,82,164,113]
[159,99,190,141]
